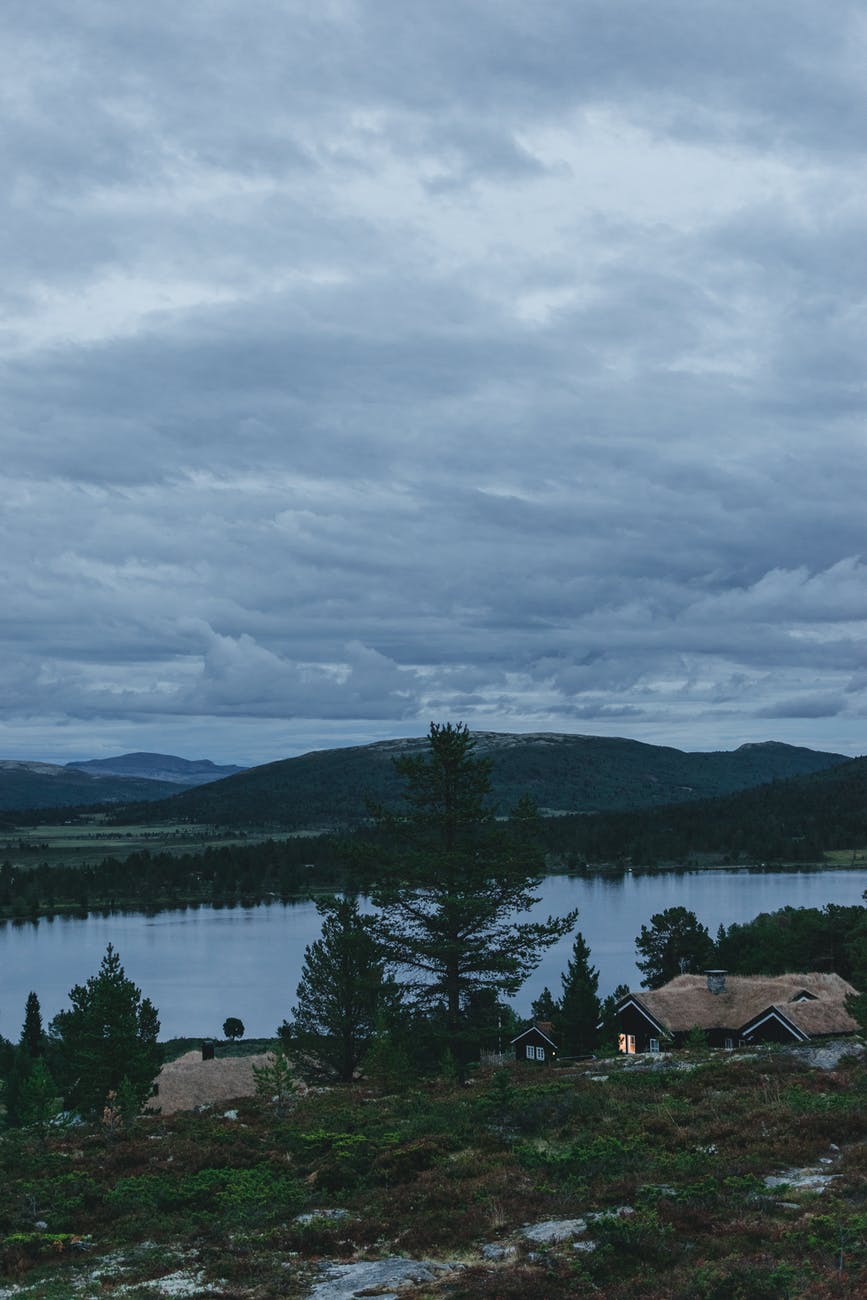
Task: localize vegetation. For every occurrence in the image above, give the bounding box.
[636,907,717,987]
[222,1017,245,1042]
[279,896,396,1082]
[1,1048,866,1296]
[369,723,577,1063]
[7,733,844,830]
[49,944,162,1117]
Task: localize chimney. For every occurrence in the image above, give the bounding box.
[705,970,727,995]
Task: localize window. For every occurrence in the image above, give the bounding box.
[526,1044,535,1060]
[536,1045,545,1061]
[724,1037,734,1050]
[649,1038,660,1053]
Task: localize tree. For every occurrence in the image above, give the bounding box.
[635,907,715,988]
[280,896,393,1082]
[50,944,161,1117]
[21,992,44,1058]
[222,1017,245,1042]
[530,987,560,1024]
[558,931,600,1055]
[371,722,578,1062]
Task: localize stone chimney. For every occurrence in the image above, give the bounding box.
[705,970,727,995]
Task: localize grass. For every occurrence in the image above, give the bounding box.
[1,1047,866,1297]
[0,818,304,870]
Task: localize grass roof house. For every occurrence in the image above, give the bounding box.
[615,970,858,1054]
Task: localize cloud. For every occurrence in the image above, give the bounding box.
[0,2,865,762]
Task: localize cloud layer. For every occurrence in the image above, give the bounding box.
[2,2,866,762]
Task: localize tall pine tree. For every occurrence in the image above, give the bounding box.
[371,722,577,1062]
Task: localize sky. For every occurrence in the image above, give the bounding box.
[2,0,866,767]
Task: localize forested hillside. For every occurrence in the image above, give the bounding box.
[92,733,848,830]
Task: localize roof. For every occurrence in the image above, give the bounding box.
[622,972,858,1038]
[511,1021,558,1047]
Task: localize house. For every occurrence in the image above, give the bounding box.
[512,1020,558,1063]
[614,970,859,1054]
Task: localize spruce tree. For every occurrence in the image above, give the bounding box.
[21,991,44,1058]
[558,931,600,1055]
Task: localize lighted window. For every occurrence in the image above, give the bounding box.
[618,1033,627,1053]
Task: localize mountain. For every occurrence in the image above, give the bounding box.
[67,752,246,787]
[103,732,850,831]
[0,760,183,812]
[539,751,867,864]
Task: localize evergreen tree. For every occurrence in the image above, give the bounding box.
[558,931,600,1055]
[371,722,577,1062]
[635,907,715,988]
[530,986,560,1024]
[21,992,44,1058]
[281,896,393,1082]
[17,1059,61,1134]
[50,944,161,1117]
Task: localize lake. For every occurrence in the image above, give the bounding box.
[1,869,865,1039]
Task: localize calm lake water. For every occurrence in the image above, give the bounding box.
[1,869,865,1039]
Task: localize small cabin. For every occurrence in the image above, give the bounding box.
[511,1020,558,1064]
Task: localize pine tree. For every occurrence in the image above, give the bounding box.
[558,931,600,1055]
[635,907,715,988]
[50,944,161,1117]
[530,987,560,1024]
[371,722,578,1062]
[281,896,393,1082]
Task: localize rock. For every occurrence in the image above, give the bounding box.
[573,1240,597,1252]
[222,1109,238,1120]
[764,1168,841,1193]
[521,1218,588,1243]
[480,1243,515,1260]
[308,1256,460,1299]
[788,1040,864,1071]
[33,1219,48,1229]
[295,1208,352,1225]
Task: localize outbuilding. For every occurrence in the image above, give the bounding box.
[511,1020,558,1063]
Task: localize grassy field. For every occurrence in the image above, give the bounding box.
[1,1046,866,1297]
[0,818,309,869]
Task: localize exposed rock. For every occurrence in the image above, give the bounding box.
[480,1243,516,1260]
[308,1256,460,1299]
[295,1208,352,1225]
[764,1168,841,1193]
[788,1039,864,1071]
[521,1218,587,1243]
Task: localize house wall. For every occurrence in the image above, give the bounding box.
[616,1004,666,1053]
[513,1029,557,1063]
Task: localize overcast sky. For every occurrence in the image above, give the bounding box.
[2,1,866,766]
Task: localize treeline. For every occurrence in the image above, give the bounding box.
[0,836,361,921]
[539,756,867,866]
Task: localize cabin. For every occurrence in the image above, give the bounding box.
[512,1020,558,1064]
[614,970,859,1054]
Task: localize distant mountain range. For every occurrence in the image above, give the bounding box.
[67,752,246,786]
[0,753,245,812]
[95,732,850,831]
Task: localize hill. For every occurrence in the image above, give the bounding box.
[103,732,849,830]
[67,752,246,787]
[0,760,182,812]
[540,751,867,864]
